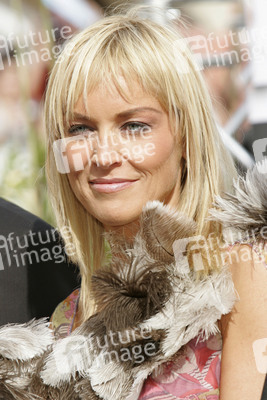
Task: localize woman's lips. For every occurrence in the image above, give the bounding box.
[89,179,137,193]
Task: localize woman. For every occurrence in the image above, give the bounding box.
[44,5,266,400]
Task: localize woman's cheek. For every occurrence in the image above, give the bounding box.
[130,136,176,169]
[120,142,156,165]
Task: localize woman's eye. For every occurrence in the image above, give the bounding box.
[68,125,94,136]
[122,122,151,136]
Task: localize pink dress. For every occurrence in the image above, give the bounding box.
[51,289,221,400]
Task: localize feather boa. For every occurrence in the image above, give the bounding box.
[210,160,267,242]
[0,161,266,400]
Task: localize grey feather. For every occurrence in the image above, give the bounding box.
[210,160,267,241]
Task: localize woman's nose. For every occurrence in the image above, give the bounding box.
[91,132,123,168]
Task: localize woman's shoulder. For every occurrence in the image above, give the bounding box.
[221,241,267,326]
[50,288,80,339]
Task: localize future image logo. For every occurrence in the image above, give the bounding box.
[0,227,75,271]
[173,235,211,273]
[0,26,73,71]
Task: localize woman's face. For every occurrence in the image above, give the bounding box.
[65,78,182,233]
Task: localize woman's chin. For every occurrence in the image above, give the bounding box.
[101,215,141,236]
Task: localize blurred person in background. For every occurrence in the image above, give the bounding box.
[0,197,80,325]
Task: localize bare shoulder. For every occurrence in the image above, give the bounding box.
[219,243,267,400]
[221,243,267,334]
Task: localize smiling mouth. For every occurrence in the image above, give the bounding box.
[89,179,138,193]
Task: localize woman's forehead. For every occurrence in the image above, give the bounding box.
[88,74,143,97]
[72,77,161,110]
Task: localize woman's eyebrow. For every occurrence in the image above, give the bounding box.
[72,107,162,122]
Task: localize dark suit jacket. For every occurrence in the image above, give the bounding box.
[0,198,80,325]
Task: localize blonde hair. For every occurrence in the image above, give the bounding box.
[44,5,236,322]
